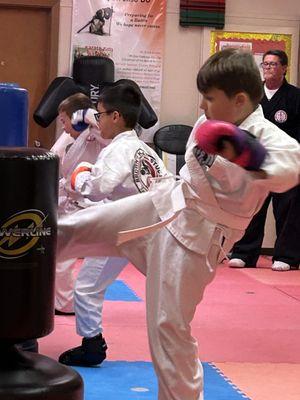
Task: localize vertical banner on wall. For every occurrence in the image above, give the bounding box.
[71,0,166,141]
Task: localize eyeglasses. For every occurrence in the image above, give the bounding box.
[260,61,279,69]
[94,110,113,122]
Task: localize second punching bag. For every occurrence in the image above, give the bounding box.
[33,77,81,128]
[73,55,115,104]
[33,56,115,128]
[115,79,158,129]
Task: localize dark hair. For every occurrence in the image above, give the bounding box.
[98,83,141,128]
[58,93,94,117]
[262,49,288,66]
[197,48,263,106]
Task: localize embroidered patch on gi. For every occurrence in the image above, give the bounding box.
[274,110,287,123]
[133,149,162,192]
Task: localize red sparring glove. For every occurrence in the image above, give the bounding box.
[194,120,267,170]
[71,161,93,192]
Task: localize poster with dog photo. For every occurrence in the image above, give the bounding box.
[71,0,166,141]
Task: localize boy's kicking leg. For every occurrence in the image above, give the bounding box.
[57,191,161,262]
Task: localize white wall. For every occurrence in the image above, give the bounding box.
[57,0,73,76]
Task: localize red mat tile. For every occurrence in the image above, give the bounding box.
[215,362,300,400]
[193,264,300,363]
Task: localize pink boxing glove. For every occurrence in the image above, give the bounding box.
[194,120,267,171]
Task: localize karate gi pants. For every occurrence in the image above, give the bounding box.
[55,258,77,312]
[75,256,128,337]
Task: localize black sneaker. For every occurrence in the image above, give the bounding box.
[55,309,75,316]
[58,333,107,367]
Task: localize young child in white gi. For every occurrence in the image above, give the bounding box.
[58,83,170,366]
[57,49,300,400]
[51,93,109,314]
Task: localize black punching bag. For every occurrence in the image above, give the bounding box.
[33,56,115,128]
[33,77,81,128]
[115,79,158,129]
[0,148,83,400]
[72,55,115,103]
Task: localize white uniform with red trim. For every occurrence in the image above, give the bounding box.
[72,129,167,201]
[71,129,170,337]
[57,105,300,399]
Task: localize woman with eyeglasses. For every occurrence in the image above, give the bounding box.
[229,49,300,271]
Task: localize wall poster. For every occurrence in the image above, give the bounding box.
[71,0,166,141]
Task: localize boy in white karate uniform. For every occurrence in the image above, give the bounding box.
[51,93,109,314]
[57,49,300,399]
[58,82,170,366]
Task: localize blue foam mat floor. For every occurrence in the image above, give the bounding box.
[104,280,141,302]
[74,361,250,399]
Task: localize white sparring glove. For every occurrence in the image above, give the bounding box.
[71,161,93,192]
[71,108,98,132]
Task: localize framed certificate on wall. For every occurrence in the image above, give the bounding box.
[210,31,292,80]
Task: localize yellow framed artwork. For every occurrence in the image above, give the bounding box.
[210,31,292,80]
